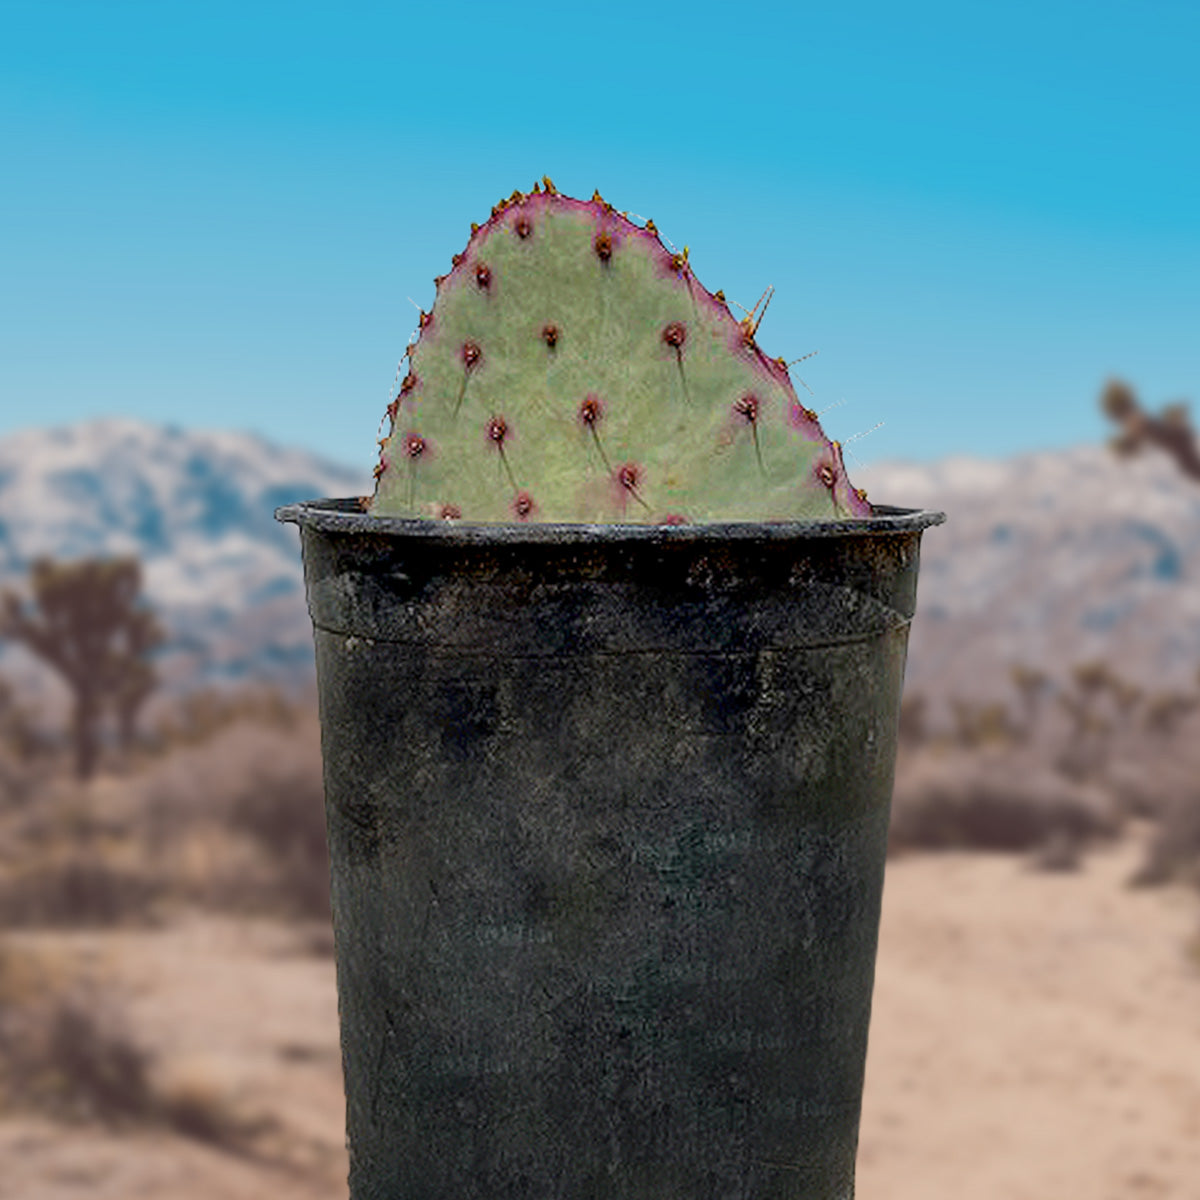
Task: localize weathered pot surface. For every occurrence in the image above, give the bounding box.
[278,499,943,1200]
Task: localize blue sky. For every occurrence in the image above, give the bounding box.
[2,0,1198,473]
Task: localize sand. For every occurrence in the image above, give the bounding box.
[858,832,1200,1199]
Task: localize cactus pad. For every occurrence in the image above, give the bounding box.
[370,183,872,523]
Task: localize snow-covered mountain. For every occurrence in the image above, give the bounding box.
[858,444,1200,708]
[0,418,369,697]
[2,419,1199,717]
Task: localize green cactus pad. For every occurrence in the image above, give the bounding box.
[370,184,871,523]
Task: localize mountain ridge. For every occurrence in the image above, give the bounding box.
[0,417,370,698]
[858,443,1200,709]
[2,418,1198,715]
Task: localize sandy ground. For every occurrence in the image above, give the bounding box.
[1,829,1196,1199]
[859,831,1200,1200]
[0,917,347,1200]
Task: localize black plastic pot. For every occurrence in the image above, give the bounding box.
[276,499,943,1200]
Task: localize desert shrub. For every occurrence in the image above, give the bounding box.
[0,748,39,809]
[949,698,1022,750]
[1029,829,1084,873]
[137,713,330,919]
[897,692,928,748]
[0,707,57,811]
[0,943,153,1123]
[150,684,307,753]
[35,994,156,1122]
[0,770,167,927]
[224,763,330,919]
[1131,793,1200,888]
[153,1056,277,1152]
[1104,755,1199,821]
[889,746,1118,855]
[0,940,271,1150]
[1142,690,1199,737]
[0,849,164,927]
[0,707,329,926]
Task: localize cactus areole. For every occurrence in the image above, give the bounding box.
[370,183,873,525]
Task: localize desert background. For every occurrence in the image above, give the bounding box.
[0,402,1197,1199]
[5,3,1199,1195]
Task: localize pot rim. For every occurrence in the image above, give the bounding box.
[276,498,945,543]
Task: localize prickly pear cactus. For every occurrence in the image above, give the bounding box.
[370,181,872,523]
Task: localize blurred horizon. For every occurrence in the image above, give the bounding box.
[3,0,1199,473]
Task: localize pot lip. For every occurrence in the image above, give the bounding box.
[276,498,945,542]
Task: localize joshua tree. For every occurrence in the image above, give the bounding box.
[0,557,164,780]
[1100,380,1200,732]
[1100,378,1200,482]
[110,608,165,759]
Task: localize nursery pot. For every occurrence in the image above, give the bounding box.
[277,499,943,1200]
